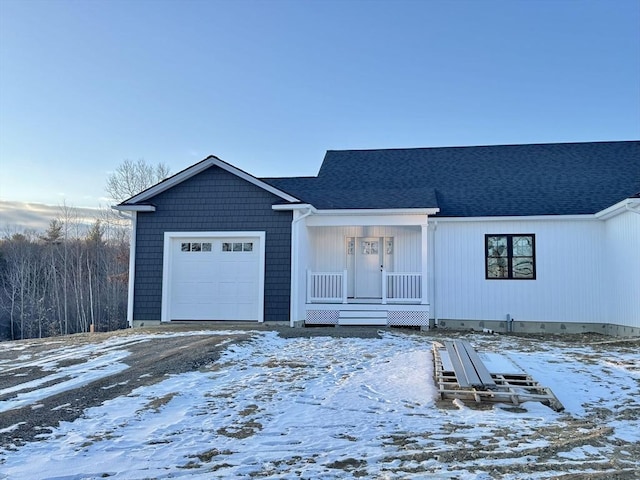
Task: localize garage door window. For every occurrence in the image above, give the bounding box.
[181,242,212,252]
[222,242,254,252]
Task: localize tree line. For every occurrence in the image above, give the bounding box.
[0,211,130,340]
[0,159,170,341]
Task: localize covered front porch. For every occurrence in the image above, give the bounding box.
[306,270,429,326]
[282,206,437,328]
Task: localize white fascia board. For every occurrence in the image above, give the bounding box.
[317,208,440,216]
[272,205,439,216]
[121,156,301,206]
[272,204,316,212]
[112,204,156,212]
[595,198,640,220]
[124,157,216,204]
[432,214,597,223]
[306,210,438,227]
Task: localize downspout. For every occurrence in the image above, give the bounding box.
[432,220,438,328]
[290,207,314,327]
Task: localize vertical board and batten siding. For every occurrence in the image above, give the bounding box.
[431,218,607,324]
[604,210,640,328]
[133,166,292,322]
[308,226,422,273]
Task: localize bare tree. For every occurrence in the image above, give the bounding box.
[0,203,129,340]
[105,159,171,204]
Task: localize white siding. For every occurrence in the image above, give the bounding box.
[309,226,421,273]
[604,210,640,328]
[430,218,607,324]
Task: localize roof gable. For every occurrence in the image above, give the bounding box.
[118,156,301,207]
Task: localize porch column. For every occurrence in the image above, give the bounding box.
[421,223,429,304]
[290,207,313,326]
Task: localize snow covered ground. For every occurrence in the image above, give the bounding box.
[0,329,638,479]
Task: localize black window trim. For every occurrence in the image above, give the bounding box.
[485,234,536,280]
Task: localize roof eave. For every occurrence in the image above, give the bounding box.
[312,207,440,216]
[595,197,640,220]
[112,204,156,212]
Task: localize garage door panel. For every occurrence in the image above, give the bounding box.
[169,235,262,321]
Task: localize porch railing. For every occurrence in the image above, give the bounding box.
[384,272,422,303]
[307,270,422,304]
[307,270,348,303]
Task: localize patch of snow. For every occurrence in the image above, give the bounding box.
[0,422,26,434]
[0,331,637,480]
[0,350,130,413]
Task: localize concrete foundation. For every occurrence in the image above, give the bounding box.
[132,320,162,328]
[131,318,639,337]
[435,319,640,337]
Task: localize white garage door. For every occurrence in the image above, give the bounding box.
[168,235,263,321]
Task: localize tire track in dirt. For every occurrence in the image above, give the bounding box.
[0,333,253,448]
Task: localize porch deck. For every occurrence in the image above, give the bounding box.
[305,271,429,327]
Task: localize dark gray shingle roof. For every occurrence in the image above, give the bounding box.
[264,141,640,216]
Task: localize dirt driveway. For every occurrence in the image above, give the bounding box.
[0,323,381,448]
[0,325,257,447]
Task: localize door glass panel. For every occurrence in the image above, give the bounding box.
[361,240,379,255]
[347,238,355,255]
[386,238,393,254]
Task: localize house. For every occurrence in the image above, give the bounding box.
[114,141,640,336]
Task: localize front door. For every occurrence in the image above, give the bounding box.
[355,237,383,298]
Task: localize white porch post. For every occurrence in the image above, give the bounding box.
[381,268,388,304]
[290,207,313,327]
[421,223,429,304]
[342,269,348,304]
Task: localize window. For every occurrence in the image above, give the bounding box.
[361,240,379,255]
[222,242,254,252]
[485,234,535,280]
[181,242,212,253]
[347,238,355,255]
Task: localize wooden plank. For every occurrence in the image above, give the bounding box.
[433,341,564,411]
[459,340,497,387]
[444,341,470,388]
[453,341,483,388]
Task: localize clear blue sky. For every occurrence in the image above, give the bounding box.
[1,0,639,219]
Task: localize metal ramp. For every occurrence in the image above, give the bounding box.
[433,340,564,411]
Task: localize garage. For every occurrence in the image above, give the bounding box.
[163,232,265,322]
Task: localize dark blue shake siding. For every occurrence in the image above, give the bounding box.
[133,166,292,322]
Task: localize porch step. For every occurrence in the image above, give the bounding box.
[338,310,388,326]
